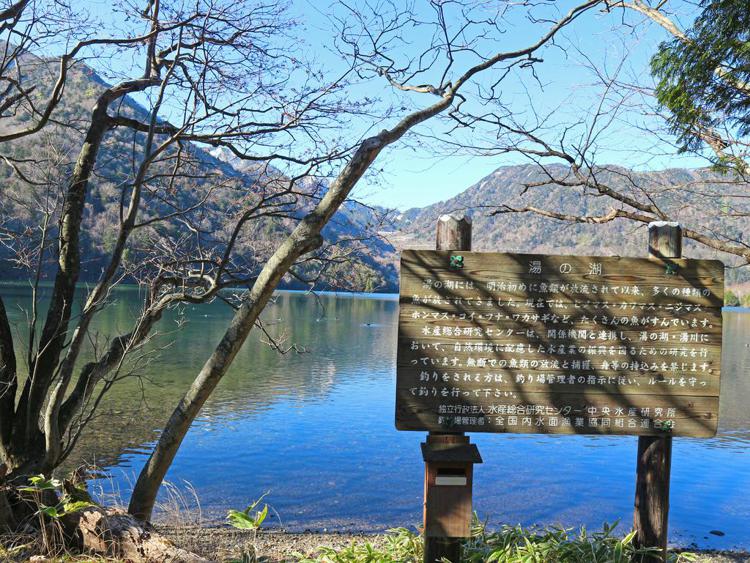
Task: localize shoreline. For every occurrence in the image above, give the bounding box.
[157,525,750,562]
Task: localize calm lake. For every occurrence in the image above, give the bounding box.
[3,285,749,550]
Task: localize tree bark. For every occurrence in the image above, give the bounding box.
[8,73,160,478]
[0,296,17,456]
[69,506,213,563]
[12,101,112,459]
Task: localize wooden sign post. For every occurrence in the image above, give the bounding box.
[633,222,682,562]
[396,218,724,563]
[423,214,479,563]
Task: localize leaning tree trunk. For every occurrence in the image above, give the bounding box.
[0,105,112,532]
[126,1,603,520]
[0,82,157,530]
[128,92,456,521]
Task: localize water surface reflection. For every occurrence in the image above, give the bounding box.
[2,287,748,549]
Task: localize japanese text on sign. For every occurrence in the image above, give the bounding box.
[395,251,724,437]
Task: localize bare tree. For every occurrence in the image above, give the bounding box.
[0,0,365,531]
[0,1,611,550]
[429,1,750,270]
[0,0,108,142]
[126,0,608,521]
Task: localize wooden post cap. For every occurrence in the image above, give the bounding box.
[637,221,681,563]
[436,214,472,251]
[648,222,682,259]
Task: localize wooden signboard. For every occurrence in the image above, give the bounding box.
[396,251,724,438]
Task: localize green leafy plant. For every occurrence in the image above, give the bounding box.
[295,519,700,563]
[227,492,270,563]
[465,520,643,563]
[296,527,422,563]
[18,474,94,556]
[228,495,269,531]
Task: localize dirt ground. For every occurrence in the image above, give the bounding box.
[158,525,750,562]
[160,525,389,561]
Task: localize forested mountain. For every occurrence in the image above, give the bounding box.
[1,53,746,293]
[385,163,749,286]
[0,52,398,292]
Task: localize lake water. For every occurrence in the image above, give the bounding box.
[2,286,749,550]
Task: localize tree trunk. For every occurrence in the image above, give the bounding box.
[70,506,214,563]
[128,115,438,520]
[15,105,112,447]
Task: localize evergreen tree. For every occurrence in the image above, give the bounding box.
[651,0,750,169]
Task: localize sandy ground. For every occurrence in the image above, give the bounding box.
[158,525,750,562]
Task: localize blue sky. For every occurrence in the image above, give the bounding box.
[67,0,705,210]
[293,0,706,210]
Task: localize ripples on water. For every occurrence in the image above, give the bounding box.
[2,286,749,549]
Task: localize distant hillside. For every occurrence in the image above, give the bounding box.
[0,51,746,293]
[0,53,399,292]
[385,163,749,285]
